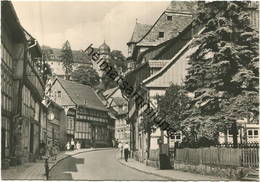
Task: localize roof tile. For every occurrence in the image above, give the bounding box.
[128,23,152,44]
[58,78,107,111]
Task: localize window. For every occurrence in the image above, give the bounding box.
[176,135,181,140]
[248,129,259,138]
[159,32,164,38]
[248,130,253,136]
[57,91,61,98]
[2,117,10,157]
[67,116,74,130]
[254,130,258,136]
[167,16,172,21]
[75,132,79,139]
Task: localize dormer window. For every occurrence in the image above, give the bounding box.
[159,32,164,38]
[167,16,172,21]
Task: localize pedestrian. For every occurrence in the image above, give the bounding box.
[71,139,75,150]
[112,139,115,147]
[66,142,70,151]
[123,142,130,162]
[115,139,119,148]
[76,141,81,150]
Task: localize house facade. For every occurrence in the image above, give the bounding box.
[46,100,67,149]
[124,1,200,162]
[2,1,46,167]
[103,87,130,144]
[125,1,259,163]
[49,78,114,147]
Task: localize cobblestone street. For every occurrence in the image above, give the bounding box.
[50,149,166,180]
[2,148,107,180]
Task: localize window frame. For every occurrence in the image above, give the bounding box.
[159,32,164,38]
[167,16,172,21]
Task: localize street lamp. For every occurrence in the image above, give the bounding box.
[46,109,54,149]
[42,109,55,179]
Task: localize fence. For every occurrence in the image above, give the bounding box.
[216,142,259,148]
[176,147,259,168]
[241,148,259,168]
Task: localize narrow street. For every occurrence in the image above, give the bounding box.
[50,149,167,180]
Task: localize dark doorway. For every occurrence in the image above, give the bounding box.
[2,127,6,159]
[30,123,34,153]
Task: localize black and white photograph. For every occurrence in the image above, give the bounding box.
[1,0,259,181]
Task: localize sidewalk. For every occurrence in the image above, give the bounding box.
[1,148,108,180]
[117,158,229,181]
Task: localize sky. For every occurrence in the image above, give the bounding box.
[13,1,170,56]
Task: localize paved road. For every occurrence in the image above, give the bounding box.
[50,149,166,180]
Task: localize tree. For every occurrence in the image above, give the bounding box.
[72,65,100,87]
[139,112,157,158]
[157,84,191,142]
[60,40,73,79]
[99,50,127,90]
[110,50,127,72]
[184,2,259,145]
[41,46,53,83]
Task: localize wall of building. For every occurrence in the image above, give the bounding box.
[50,80,74,106]
[1,27,16,160]
[218,124,259,144]
[75,106,110,148]
[47,60,91,78]
[115,116,130,144]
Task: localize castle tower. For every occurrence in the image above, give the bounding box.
[93,41,111,78]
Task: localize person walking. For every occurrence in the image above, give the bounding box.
[66,142,70,151]
[71,139,75,150]
[76,141,81,150]
[115,139,119,148]
[123,142,130,162]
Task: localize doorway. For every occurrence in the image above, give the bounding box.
[30,123,34,153]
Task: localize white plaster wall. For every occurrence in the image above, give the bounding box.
[51,80,74,106]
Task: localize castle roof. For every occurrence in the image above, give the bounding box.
[99,41,110,54]
[45,47,93,64]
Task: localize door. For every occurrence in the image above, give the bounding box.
[30,123,34,153]
[91,125,95,147]
[2,127,6,159]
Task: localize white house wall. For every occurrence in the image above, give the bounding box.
[51,80,75,106]
[145,51,191,88]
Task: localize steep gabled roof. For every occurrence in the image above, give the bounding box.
[103,87,118,99]
[136,1,198,47]
[56,78,107,111]
[2,1,26,42]
[127,22,152,44]
[166,1,198,13]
